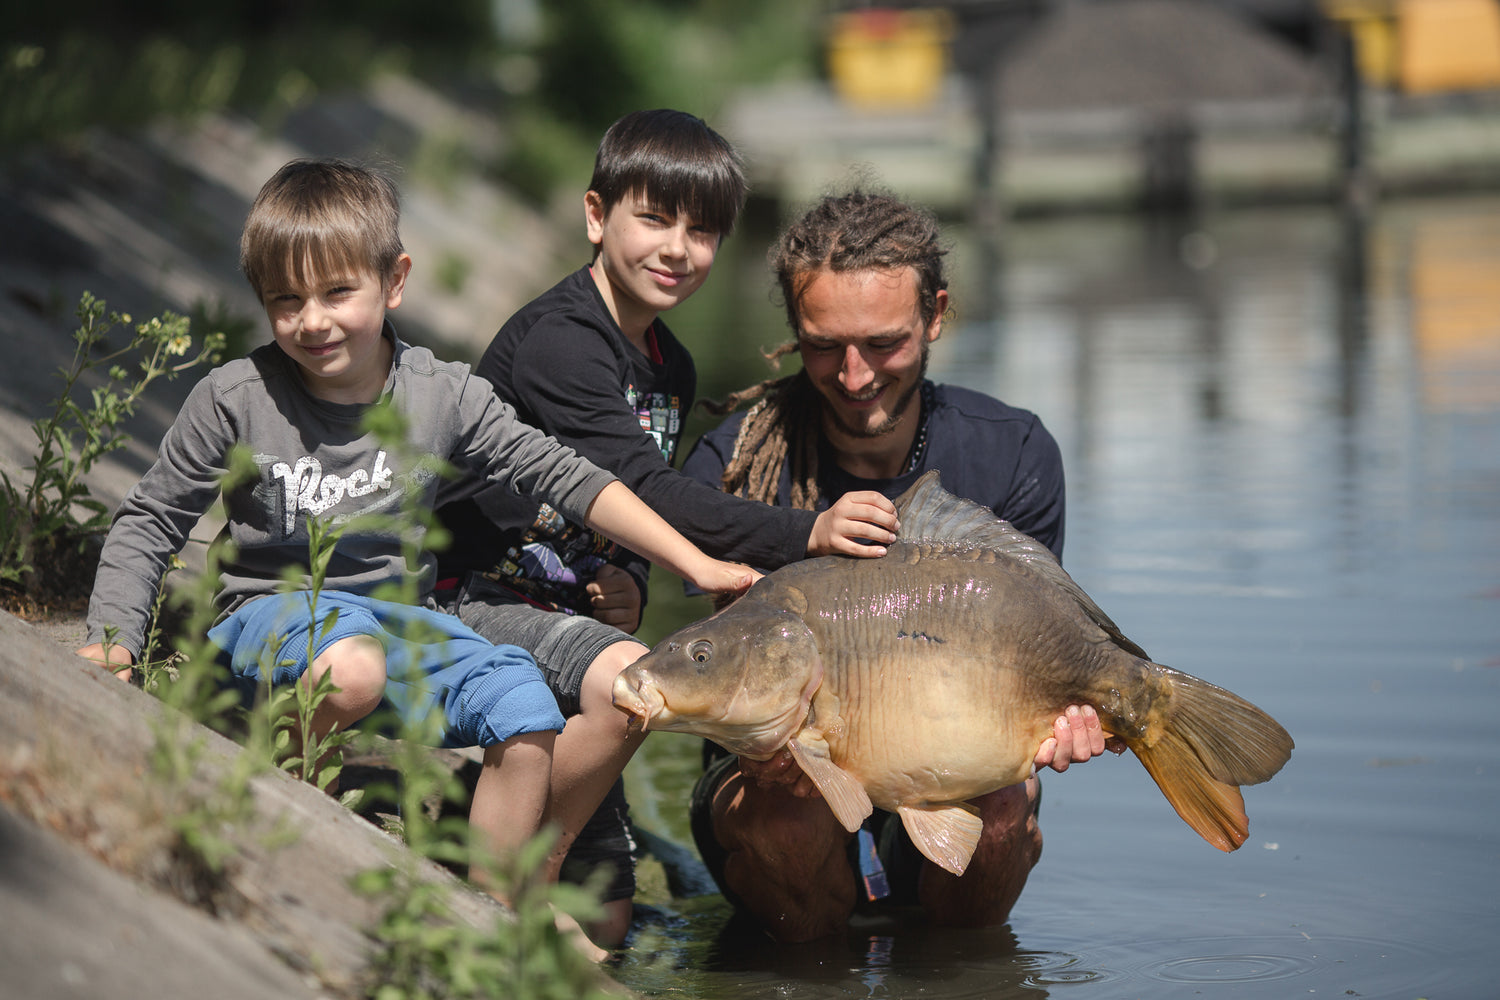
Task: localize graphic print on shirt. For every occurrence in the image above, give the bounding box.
[624,384,684,465]
[252,449,431,539]
[491,383,687,613]
[485,503,615,616]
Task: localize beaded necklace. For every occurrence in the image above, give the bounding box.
[902,381,935,475]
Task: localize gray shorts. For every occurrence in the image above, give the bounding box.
[437,571,640,902]
[439,572,634,717]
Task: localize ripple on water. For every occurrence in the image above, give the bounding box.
[1011,949,1128,989]
[1146,951,1315,983]
[1095,933,1441,995]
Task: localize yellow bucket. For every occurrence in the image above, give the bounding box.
[827,8,955,108]
[1396,0,1500,93]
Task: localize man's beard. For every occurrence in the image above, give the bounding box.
[824,345,929,440]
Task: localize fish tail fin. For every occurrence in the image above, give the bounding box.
[1131,667,1294,852]
[1135,727,1251,851]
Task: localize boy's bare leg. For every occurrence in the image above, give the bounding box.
[468,732,554,876]
[916,775,1043,926]
[468,730,609,961]
[305,634,388,733]
[709,761,857,943]
[544,640,648,947]
[297,634,388,793]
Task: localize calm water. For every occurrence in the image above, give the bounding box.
[614,194,1500,999]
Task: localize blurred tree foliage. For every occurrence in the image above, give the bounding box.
[2,0,823,204]
[490,0,824,203]
[526,0,822,132]
[2,1,499,146]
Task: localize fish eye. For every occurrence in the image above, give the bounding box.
[688,640,713,664]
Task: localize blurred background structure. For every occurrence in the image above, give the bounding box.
[733,0,1500,215]
[6,0,1499,218]
[5,0,1497,480]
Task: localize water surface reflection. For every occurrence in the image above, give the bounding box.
[617,194,1500,999]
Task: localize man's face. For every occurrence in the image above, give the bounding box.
[795,267,945,442]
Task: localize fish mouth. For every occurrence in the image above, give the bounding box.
[611,670,663,733]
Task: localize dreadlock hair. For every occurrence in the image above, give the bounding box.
[711,190,949,509]
[706,352,822,509]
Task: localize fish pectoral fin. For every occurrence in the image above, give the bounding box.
[787,736,872,833]
[897,802,983,877]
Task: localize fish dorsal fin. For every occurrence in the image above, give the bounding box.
[787,733,872,833]
[897,802,983,876]
[754,578,809,617]
[893,471,1151,661]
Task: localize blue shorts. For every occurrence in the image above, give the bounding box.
[208,590,565,748]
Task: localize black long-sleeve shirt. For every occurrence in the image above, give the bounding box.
[435,266,815,615]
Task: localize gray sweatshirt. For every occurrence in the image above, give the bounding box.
[85,325,616,658]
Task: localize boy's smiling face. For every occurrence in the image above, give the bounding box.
[262,254,411,404]
[586,189,720,343]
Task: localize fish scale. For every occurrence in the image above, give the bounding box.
[803,546,1072,802]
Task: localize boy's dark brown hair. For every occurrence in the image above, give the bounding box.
[588,109,747,240]
[240,158,405,298]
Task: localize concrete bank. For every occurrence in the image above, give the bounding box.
[0,608,535,999]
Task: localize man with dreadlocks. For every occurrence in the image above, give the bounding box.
[682,190,1115,942]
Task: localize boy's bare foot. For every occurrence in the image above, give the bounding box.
[552,904,610,962]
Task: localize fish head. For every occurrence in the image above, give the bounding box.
[612,599,824,760]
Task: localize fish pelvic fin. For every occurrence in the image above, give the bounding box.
[787,734,872,833]
[1131,666,1295,852]
[897,802,983,876]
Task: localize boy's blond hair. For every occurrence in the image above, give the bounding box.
[240,159,405,297]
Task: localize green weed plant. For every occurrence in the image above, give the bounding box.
[355,833,614,1000]
[0,291,224,603]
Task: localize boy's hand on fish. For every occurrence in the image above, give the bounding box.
[694,559,762,599]
[1034,705,1126,773]
[807,491,899,558]
[587,564,643,633]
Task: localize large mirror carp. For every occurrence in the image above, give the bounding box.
[613,471,1294,876]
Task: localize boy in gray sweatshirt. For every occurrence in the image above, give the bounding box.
[77,158,754,957]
